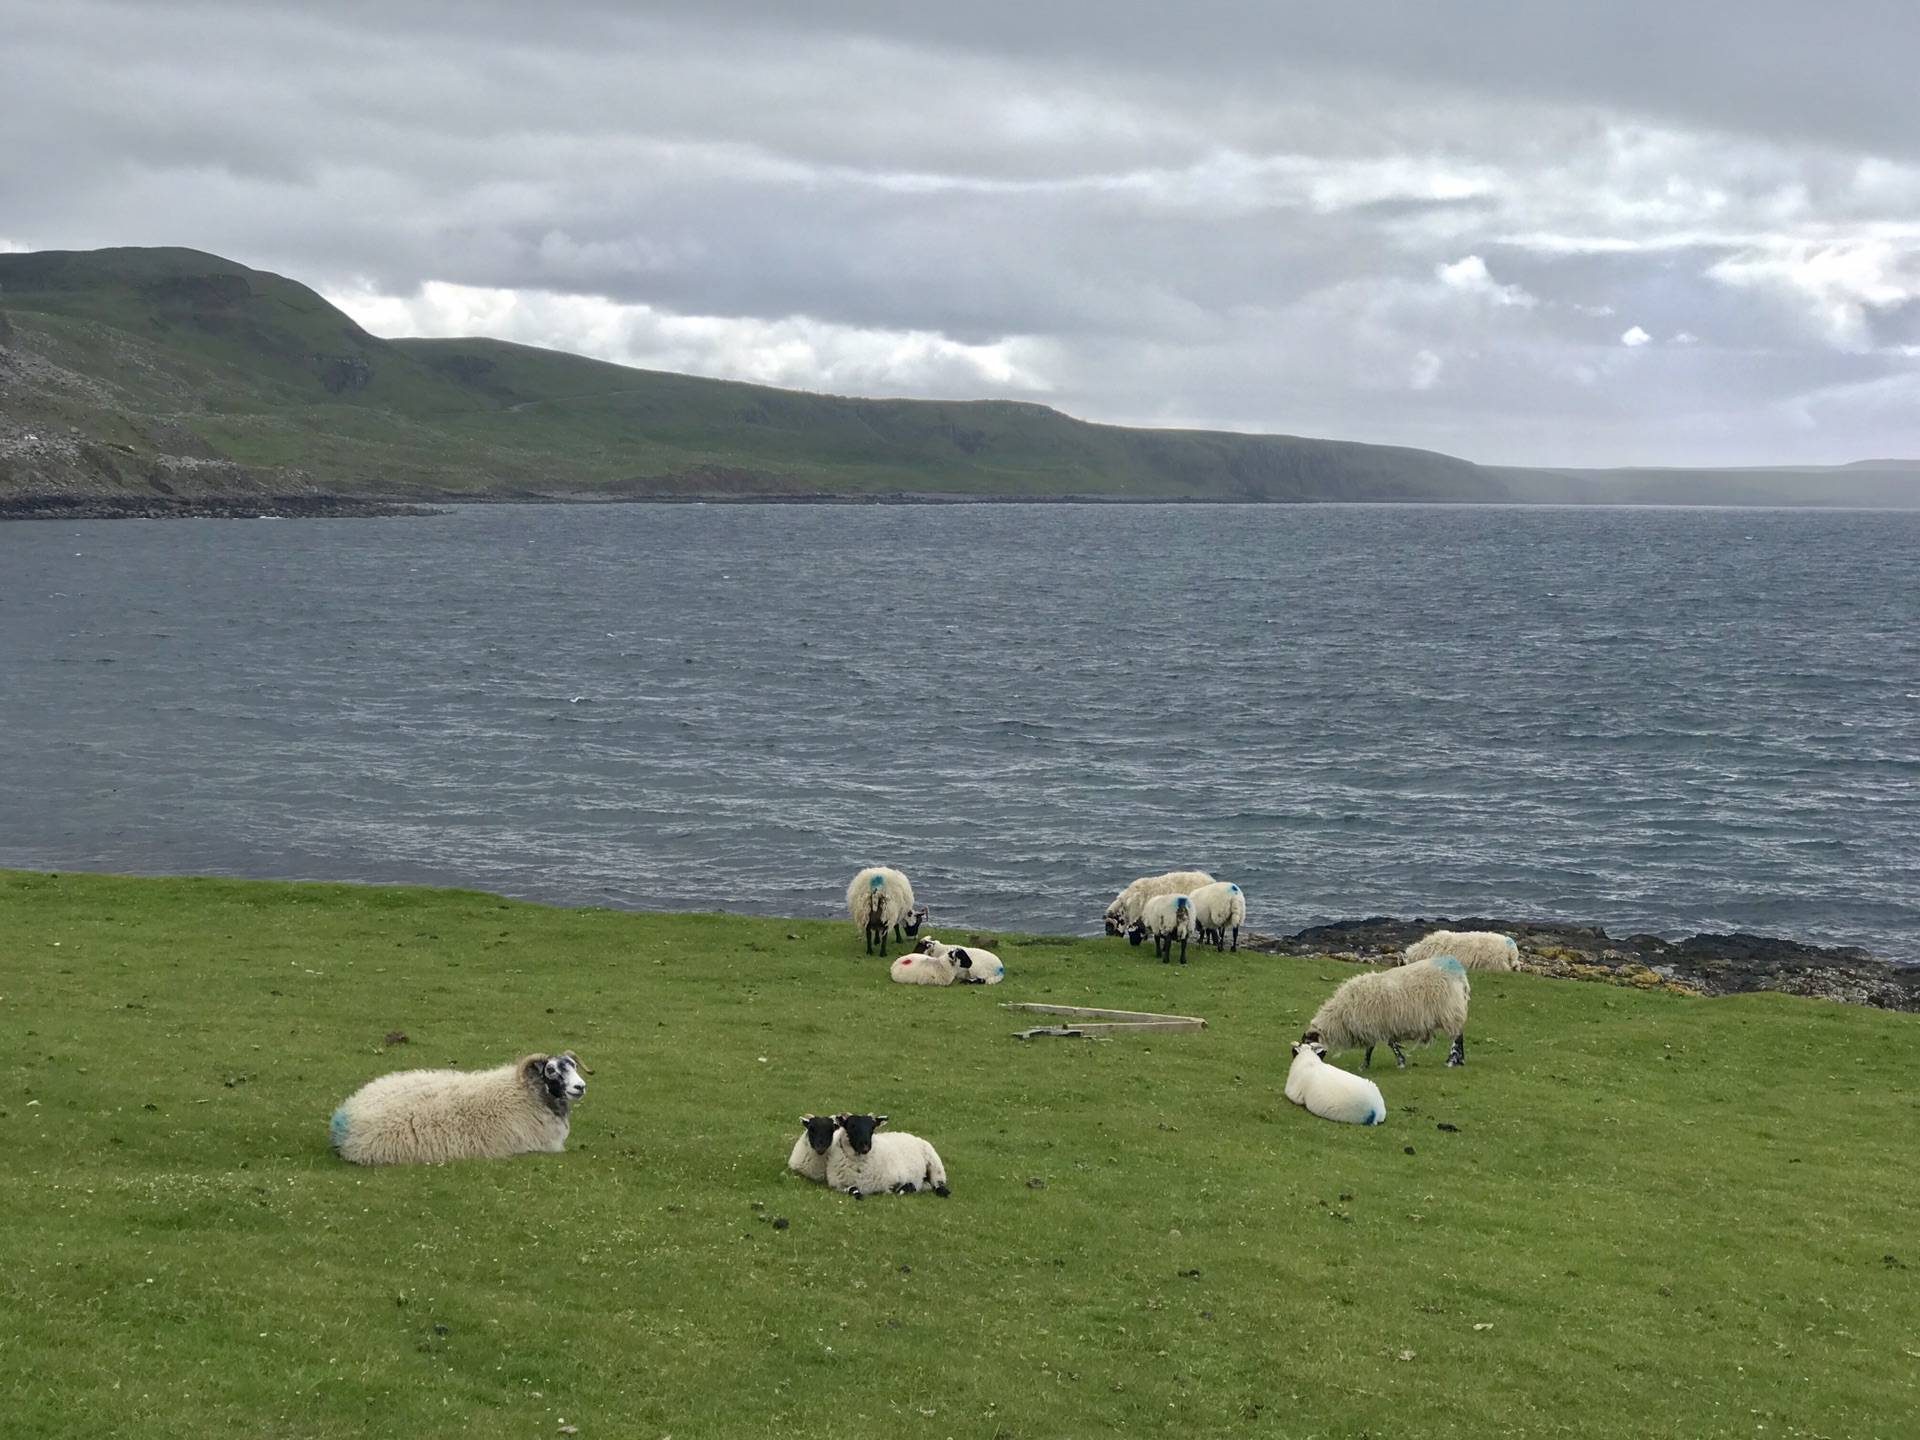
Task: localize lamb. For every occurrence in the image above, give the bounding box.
[330,1052,585,1165]
[1305,956,1470,1070]
[911,937,1005,984]
[1103,870,1215,935]
[1128,892,1194,964]
[890,949,958,985]
[1399,928,1519,972]
[1188,880,1246,951]
[826,1113,950,1199]
[788,1114,841,1182]
[846,866,928,955]
[1286,1040,1387,1125]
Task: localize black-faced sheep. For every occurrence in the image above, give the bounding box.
[1128,893,1194,963]
[846,866,927,955]
[911,937,1005,984]
[1306,956,1470,1070]
[788,1114,841,1182]
[1103,870,1215,935]
[330,1052,585,1165]
[826,1114,950,1199]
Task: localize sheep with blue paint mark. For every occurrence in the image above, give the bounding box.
[1399,928,1519,971]
[846,866,926,955]
[788,1114,841,1182]
[1286,1040,1387,1125]
[330,1052,585,1165]
[1128,893,1194,963]
[1188,880,1246,951]
[1305,955,1470,1069]
[826,1114,950,1199]
[1104,870,1215,935]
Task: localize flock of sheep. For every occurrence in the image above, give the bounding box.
[324,862,1521,1181]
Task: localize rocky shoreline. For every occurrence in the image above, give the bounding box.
[1241,916,1920,1012]
[0,493,442,520]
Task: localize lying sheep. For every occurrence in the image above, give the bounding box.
[912,937,1005,984]
[331,1052,585,1165]
[1103,870,1215,935]
[846,866,927,955]
[890,949,958,985]
[788,1114,841,1182]
[1128,892,1194,964]
[827,1114,950,1199]
[1306,955,1470,1069]
[1286,1040,1387,1125]
[1399,928,1519,971]
[1188,880,1246,951]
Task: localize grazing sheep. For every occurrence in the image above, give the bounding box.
[1128,893,1194,964]
[846,867,926,955]
[827,1114,950,1199]
[330,1052,585,1165]
[1306,956,1470,1070]
[1188,881,1246,951]
[890,949,959,986]
[1400,929,1519,972]
[1103,870,1216,935]
[788,1114,841,1182]
[912,937,1005,984]
[1285,1040,1387,1125]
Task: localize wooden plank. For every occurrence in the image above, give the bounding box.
[1002,1003,1207,1026]
[1013,1017,1208,1039]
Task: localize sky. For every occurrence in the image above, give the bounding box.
[4,0,1919,467]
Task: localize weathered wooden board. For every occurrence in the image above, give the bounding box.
[1004,1003,1207,1039]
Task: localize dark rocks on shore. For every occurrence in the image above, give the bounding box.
[0,493,441,520]
[1241,916,1920,1012]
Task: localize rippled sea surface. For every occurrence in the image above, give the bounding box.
[2,503,1916,958]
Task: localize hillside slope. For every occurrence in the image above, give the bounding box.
[0,247,1506,509]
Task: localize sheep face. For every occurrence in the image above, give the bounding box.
[903,906,930,936]
[536,1053,586,1101]
[834,1113,889,1155]
[1125,923,1147,947]
[799,1114,840,1155]
[1292,1039,1328,1060]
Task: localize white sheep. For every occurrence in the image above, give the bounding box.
[330,1052,585,1165]
[890,949,958,985]
[1285,1040,1387,1125]
[1188,880,1246,951]
[911,937,1005,984]
[1399,929,1519,971]
[826,1113,950,1199]
[1128,892,1194,963]
[1306,955,1470,1070]
[846,866,927,955]
[788,1114,841,1182]
[1103,870,1215,935]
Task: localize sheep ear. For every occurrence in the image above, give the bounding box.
[874,1115,889,1129]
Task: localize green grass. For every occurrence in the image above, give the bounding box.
[0,247,1501,503]
[4,869,1917,1439]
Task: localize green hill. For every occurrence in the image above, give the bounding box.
[5,868,1917,1438]
[0,246,1504,508]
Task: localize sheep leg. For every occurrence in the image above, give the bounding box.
[1362,1046,1375,1070]
[1178,934,1188,964]
[1230,925,1239,952]
[1447,1033,1465,1067]
[1390,1040,1408,1068]
[893,1182,918,1194]
[933,1183,950,1197]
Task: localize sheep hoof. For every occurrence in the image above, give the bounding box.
[934,1184,950,1197]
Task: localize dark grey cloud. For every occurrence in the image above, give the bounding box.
[3,0,1918,464]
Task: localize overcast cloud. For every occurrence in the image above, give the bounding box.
[4,0,1918,465]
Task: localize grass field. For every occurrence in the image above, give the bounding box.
[4,869,1917,1438]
